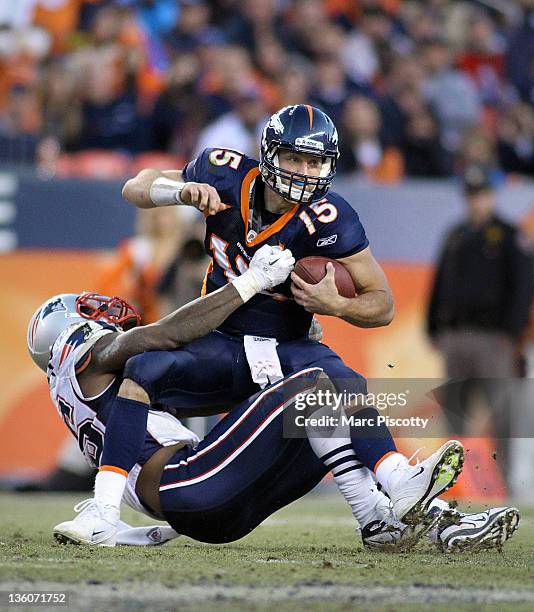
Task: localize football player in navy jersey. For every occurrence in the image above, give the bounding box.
[121,105,463,530]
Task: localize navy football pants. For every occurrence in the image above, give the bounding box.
[158,368,328,543]
[123,330,367,416]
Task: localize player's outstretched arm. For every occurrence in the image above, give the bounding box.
[90,245,295,374]
[122,169,226,215]
[291,247,394,328]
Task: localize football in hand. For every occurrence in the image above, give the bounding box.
[294,256,356,298]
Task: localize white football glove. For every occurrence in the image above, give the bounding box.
[232,245,295,302]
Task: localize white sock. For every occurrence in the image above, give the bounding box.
[375,452,406,493]
[303,391,391,528]
[94,469,127,509]
[116,521,180,546]
[308,436,383,528]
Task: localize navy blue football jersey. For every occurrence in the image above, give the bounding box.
[183,148,369,341]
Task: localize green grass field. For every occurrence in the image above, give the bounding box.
[1,492,533,611]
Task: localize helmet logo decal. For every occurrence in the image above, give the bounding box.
[42,297,66,319]
[268,109,285,135]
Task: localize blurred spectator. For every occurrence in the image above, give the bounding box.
[457,9,507,107]
[67,5,148,152]
[421,37,481,153]
[427,164,534,472]
[338,94,403,182]
[310,55,370,127]
[341,6,399,86]
[194,86,268,158]
[378,54,426,148]
[0,84,41,164]
[165,0,216,54]
[283,0,328,59]
[98,207,182,324]
[506,1,534,103]
[460,128,497,169]
[199,45,262,121]
[402,106,451,177]
[497,102,534,177]
[157,236,210,314]
[275,57,313,108]
[222,0,280,52]
[0,0,532,179]
[149,53,206,158]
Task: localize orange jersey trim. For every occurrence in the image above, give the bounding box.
[240,167,299,247]
[75,352,92,375]
[99,465,128,477]
[201,260,213,296]
[373,450,397,473]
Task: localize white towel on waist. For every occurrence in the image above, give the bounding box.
[243,335,284,389]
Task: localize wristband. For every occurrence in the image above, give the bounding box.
[149,177,187,207]
[231,269,262,303]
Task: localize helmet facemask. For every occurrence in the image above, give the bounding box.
[27,292,141,373]
[260,143,336,204]
[76,293,141,331]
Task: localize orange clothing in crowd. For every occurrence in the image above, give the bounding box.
[33,0,82,54]
[97,238,162,324]
[364,147,404,183]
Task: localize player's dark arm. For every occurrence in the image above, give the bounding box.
[90,284,244,374]
[122,169,226,215]
[86,245,294,376]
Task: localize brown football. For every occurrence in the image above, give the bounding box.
[294,256,356,298]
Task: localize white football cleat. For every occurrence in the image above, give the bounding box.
[360,497,442,551]
[387,440,464,525]
[361,513,439,551]
[53,498,119,547]
[437,506,520,552]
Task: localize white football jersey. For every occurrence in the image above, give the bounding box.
[48,320,118,468]
[47,321,200,470]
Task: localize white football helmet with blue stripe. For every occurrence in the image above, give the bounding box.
[27,294,88,372]
[27,292,140,372]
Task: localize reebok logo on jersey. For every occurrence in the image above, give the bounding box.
[317,235,337,247]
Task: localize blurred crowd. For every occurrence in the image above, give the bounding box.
[1,0,534,181]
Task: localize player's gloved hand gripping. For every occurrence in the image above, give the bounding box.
[233,245,295,303]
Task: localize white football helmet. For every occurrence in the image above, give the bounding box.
[27,293,140,372]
